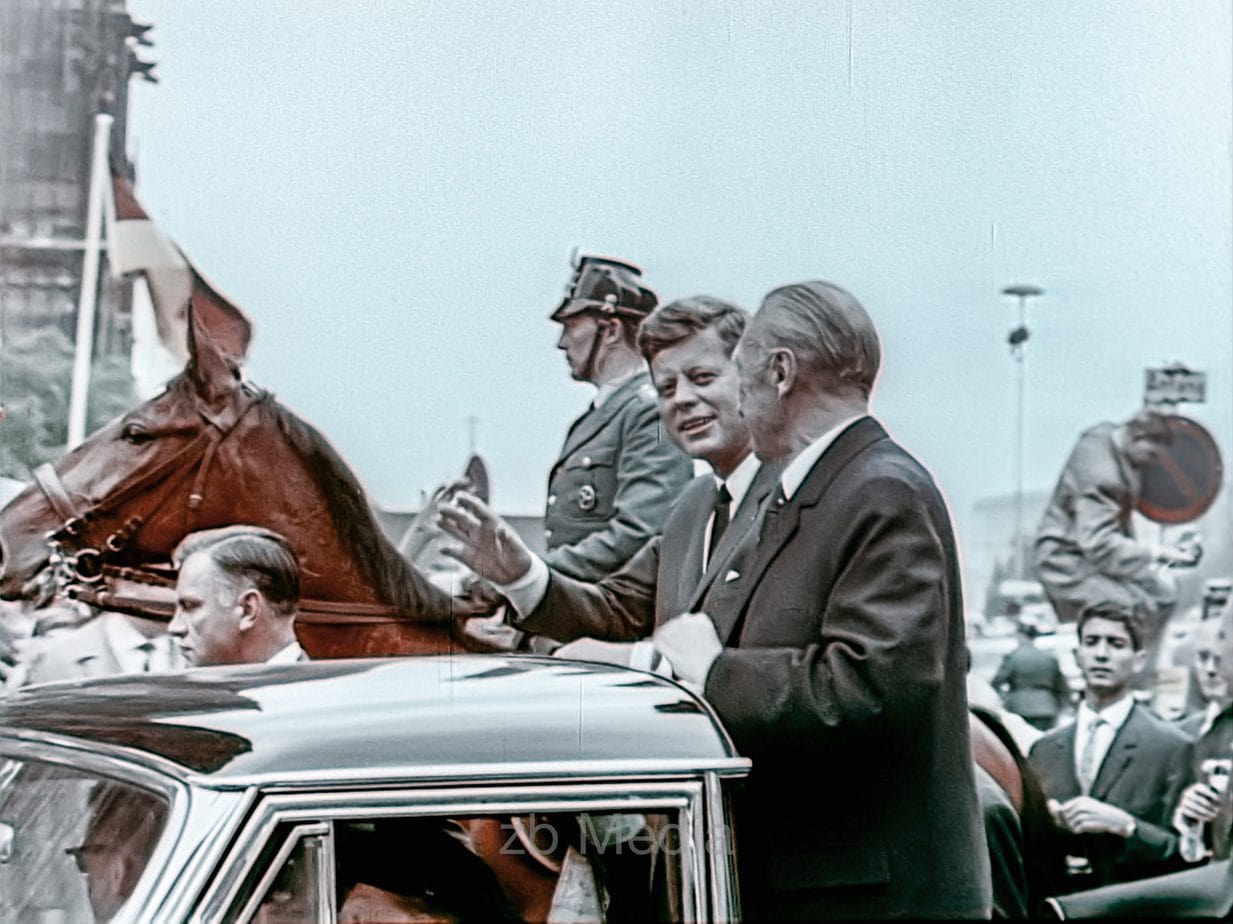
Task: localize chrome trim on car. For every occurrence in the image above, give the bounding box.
[182,757,751,791]
[232,822,331,923]
[0,737,189,924]
[705,771,740,923]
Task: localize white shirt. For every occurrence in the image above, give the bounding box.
[780,416,866,500]
[1074,695,1135,790]
[700,453,760,574]
[100,613,181,673]
[265,641,307,665]
[1198,698,1228,737]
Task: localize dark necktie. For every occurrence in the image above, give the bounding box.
[706,483,732,567]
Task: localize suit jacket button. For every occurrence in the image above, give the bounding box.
[581,456,591,466]
[547,495,557,506]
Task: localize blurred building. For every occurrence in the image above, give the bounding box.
[0,0,155,357]
[966,488,1051,614]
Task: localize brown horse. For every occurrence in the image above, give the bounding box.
[0,311,462,658]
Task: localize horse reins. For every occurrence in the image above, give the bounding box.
[31,386,266,614]
[31,383,414,625]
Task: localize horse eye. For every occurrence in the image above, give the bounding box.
[121,423,153,444]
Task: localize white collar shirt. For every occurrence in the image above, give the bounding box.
[99,613,180,673]
[1199,698,1229,738]
[265,641,307,665]
[702,454,761,572]
[1074,694,1135,789]
[780,416,866,501]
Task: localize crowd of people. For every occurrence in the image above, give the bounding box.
[1,254,1227,920]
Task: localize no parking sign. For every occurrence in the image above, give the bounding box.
[1137,415,1224,524]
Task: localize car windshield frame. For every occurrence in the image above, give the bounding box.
[0,735,188,924]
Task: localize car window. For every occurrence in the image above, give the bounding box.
[232,809,690,924]
[0,758,168,923]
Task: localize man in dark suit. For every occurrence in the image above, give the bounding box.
[653,281,990,919]
[1173,612,1233,863]
[1028,602,1192,890]
[439,296,774,666]
[169,525,308,666]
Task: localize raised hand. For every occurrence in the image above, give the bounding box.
[437,490,535,586]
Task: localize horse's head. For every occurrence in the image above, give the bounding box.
[0,309,463,657]
[0,309,249,598]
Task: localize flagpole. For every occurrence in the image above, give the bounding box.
[67,113,113,448]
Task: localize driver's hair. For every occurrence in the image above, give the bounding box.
[173,525,301,615]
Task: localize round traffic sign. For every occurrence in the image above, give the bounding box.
[1137,415,1224,524]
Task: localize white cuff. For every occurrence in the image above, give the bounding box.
[494,555,550,619]
[629,640,675,677]
[629,640,657,672]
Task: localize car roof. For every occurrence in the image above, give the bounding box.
[0,656,748,787]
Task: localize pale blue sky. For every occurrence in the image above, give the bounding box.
[126,1,1232,552]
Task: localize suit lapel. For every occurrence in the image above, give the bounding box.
[1090,706,1142,801]
[689,461,781,613]
[1050,729,1081,797]
[556,373,648,463]
[676,481,714,605]
[709,418,887,645]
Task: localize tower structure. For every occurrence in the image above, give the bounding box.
[0,0,156,357]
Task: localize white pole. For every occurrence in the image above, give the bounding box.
[67,113,113,448]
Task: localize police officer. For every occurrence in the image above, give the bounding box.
[542,255,692,581]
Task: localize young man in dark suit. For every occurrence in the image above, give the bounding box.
[439,296,775,661]
[1029,602,1193,890]
[653,281,990,920]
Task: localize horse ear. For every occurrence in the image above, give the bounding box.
[186,300,241,403]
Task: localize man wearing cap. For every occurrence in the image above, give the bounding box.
[542,255,692,582]
[992,620,1072,731]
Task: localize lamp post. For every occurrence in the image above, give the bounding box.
[1002,283,1044,578]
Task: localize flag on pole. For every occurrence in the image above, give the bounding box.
[106,172,253,361]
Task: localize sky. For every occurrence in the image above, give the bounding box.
[123,0,1232,554]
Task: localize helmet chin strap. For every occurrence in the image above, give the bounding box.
[579,317,612,383]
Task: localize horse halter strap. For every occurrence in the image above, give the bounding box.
[35,385,267,551]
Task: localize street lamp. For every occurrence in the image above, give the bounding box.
[1002,283,1044,578]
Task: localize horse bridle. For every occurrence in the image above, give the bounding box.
[31,384,268,617]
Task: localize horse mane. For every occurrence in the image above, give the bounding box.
[970,706,1068,909]
[258,396,423,612]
